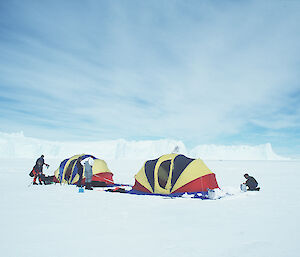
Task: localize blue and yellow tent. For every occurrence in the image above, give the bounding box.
[54,154,114,186]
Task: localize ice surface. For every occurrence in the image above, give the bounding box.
[189,142,288,160]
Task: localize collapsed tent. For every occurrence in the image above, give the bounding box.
[54,154,114,186]
[132,154,219,195]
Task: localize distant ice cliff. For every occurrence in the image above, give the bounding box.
[0,131,289,160]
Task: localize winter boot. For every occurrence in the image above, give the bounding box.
[33,182,38,185]
[85,182,93,190]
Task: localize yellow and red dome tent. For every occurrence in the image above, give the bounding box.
[131,154,219,196]
[53,154,114,186]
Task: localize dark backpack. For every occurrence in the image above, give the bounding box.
[29,168,36,177]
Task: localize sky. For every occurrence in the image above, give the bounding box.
[0,0,299,157]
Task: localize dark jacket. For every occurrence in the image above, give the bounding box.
[35,157,45,173]
[36,157,44,166]
[246,176,258,190]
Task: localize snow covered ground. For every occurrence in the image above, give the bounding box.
[0,158,299,257]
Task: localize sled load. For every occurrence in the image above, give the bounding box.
[54,154,114,186]
[29,168,55,185]
[40,174,56,185]
[131,154,219,196]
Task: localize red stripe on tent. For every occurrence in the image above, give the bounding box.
[132,180,152,193]
[92,172,114,184]
[173,173,219,193]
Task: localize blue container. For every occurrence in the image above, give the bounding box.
[78,187,84,193]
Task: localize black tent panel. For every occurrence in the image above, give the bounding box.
[171,155,195,189]
[144,158,159,191]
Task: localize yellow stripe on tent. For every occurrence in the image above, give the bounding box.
[152,154,177,194]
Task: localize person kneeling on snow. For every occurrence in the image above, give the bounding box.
[81,157,94,190]
[243,173,260,191]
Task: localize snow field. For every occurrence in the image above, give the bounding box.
[0,159,299,257]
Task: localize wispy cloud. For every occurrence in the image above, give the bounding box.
[0,0,299,155]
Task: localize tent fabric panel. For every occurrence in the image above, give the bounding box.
[133,165,154,193]
[157,160,171,189]
[54,168,59,181]
[68,158,81,184]
[154,159,173,194]
[79,172,114,185]
[59,159,69,182]
[92,159,111,175]
[65,159,77,183]
[70,161,79,183]
[171,159,212,193]
[144,158,159,191]
[152,154,178,194]
[61,155,81,183]
[172,173,219,193]
[171,155,195,189]
[132,180,152,193]
[92,172,114,184]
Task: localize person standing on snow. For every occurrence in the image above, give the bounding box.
[33,155,49,185]
[243,173,260,191]
[81,157,94,190]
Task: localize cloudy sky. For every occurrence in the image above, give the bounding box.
[0,0,299,157]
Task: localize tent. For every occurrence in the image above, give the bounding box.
[54,154,114,186]
[132,154,219,195]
